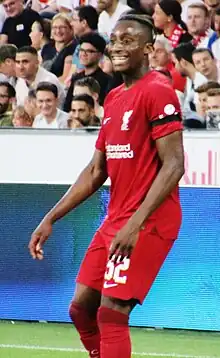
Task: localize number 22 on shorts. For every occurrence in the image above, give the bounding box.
[104,257,130,284]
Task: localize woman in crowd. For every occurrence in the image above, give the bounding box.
[153,0,192,48]
[30,19,51,58]
[41,13,77,82]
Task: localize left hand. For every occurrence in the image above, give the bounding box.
[109,223,140,262]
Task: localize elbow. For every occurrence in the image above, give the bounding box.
[174,158,185,181]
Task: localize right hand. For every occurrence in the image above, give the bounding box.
[28,218,53,260]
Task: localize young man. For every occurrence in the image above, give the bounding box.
[0,81,15,127]
[68,94,100,128]
[206,87,220,129]
[192,48,220,82]
[195,80,220,117]
[33,82,68,129]
[73,77,104,120]
[29,13,184,358]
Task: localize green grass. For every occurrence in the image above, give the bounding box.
[0,320,220,357]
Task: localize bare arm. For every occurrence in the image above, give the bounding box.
[58,55,73,84]
[46,149,108,224]
[129,130,184,229]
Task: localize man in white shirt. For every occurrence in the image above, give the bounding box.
[15,46,65,107]
[186,3,214,48]
[98,0,131,37]
[192,47,220,82]
[33,82,68,129]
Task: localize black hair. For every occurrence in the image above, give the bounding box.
[0,81,16,98]
[36,82,58,98]
[28,88,36,99]
[118,12,156,43]
[72,94,95,108]
[37,18,51,42]
[74,77,100,96]
[192,47,214,59]
[0,44,17,63]
[173,42,196,64]
[16,46,38,56]
[75,5,98,31]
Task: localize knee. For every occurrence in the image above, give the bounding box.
[69,300,81,323]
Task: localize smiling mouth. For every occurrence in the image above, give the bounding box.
[111,56,129,64]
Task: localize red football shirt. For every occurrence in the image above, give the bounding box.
[96,71,183,239]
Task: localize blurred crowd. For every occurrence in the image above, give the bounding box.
[0,0,220,129]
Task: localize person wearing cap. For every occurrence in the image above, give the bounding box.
[64,32,111,113]
[153,0,192,48]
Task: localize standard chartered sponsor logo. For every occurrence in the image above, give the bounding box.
[106,143,134,160]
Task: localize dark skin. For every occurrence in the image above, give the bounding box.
[29,20,184,316]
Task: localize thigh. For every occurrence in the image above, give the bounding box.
[102,229,174,304]
[76,230,108,294]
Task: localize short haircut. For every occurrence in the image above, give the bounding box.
[0,44,17,63]
[155,34,172,53]
[74,77,100,96]
[75,5,98,31]
[188,3,209,17]
[36,82,58,98]
[195,81,220,94]
[118,12,155,43]
[16,46,38,57]
[0,81,16,98]
[192,48,214,59]
[72,94,95,108]
[173,42,196,64]
[207,88,220,97]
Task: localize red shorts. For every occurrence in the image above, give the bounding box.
[77,220,175,303]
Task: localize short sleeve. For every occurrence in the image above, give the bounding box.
[147,83,183,140]
[95,125,106,153]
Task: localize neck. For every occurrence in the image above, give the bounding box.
[44,108,57,123]
[208,66,218,81]
[186,64,196,80]
[164,22,176,37]
[123,64,149,89]
[55,42,65,52]
[25,68,38,86]
[106,0,118,16]
[41,38,49,49]
[84,65,98,75]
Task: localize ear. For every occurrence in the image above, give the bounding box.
[144,43,154,56]
[168,15,173,23]
[93,93,99,102]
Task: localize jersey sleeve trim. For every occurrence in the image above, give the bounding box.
[151,114,181,128]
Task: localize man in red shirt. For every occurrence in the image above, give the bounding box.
[29,13,184,358]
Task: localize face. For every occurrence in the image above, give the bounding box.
[0,59,15,77]
[36,90,58,117]
[153,4,169,30]
[70,100,93,126]
[2,0,23,17]
[197,92,208,116]
[0,85,11,114]
[192,51,216,78]
[149,41,170,68]
[15,52,38,79]
[79,43,101,67]
[108,21,151,74]
[187,8,207,36]
[97,0,113,12]
[173,54,186,76]
[71,10,84,37]
[30,22,43,49]
[214,14,220,36]
[51,18,72,43]
[207,95,220,110]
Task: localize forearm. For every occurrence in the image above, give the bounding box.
[129,161,184,230]
[45,163,107,224]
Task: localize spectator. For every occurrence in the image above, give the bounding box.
[187,3,213,48]
[0,44,17,86]
[12,106,33,127]
[33,82,68,129]
[195,81,220,117]
[68,94,100,128]
[206,88,220,129]
[153,0,192,48]
[73,76,103,120]
[208,8,220,60]
[0,81,15,127]
[0,4,6,33]
[30,19,51,57]
[179,0,204,23]
[127,0,159,15]
[15,46,65,107]
[203,0,220,27]
[68,5,99,76]
[64,33,110,112]
[149,35,186,103]
[41,13,76,81]
[173,42,208,114]
[97,0,131,37]
[24,88,40,121]
[192,48,220,82]
[0,0,41,48]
